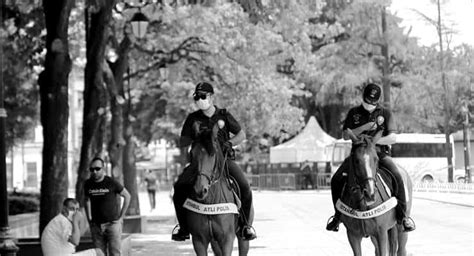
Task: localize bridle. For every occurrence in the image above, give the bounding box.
[348,137,378,201]
[195,142,228,189]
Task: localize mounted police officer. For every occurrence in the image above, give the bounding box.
[171,82,257,241]
[326,83,416,232]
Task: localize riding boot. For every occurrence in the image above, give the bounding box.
[326,211,341,232]
[380,156,416,232]
[227,160,257,240]
[172,182,191,241]
[326,160,348,232]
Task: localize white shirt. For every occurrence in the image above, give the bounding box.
[41,214,75,256]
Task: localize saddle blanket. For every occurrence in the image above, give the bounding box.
[183,198,239,215]
[336,197,397,219]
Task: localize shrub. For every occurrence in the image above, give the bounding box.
[9,196,40,215]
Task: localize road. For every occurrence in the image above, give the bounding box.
[131,190,474,256]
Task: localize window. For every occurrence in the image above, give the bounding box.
[392,143,448,158]
[25,162,38,188]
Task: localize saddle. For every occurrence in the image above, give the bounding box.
[341,164,398,203]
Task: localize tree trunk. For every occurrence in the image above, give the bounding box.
[124,114,140,216]
[381,6,391,109]
[104,61,125,184]
[39,0,73,234]
[76,0,116,205]
[436,0,454,182]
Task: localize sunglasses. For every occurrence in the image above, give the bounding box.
[193,94,208,101]
[89,167,102,172]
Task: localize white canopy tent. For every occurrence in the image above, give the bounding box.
[269,116,336,163]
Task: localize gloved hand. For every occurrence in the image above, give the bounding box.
[222,141,235,159]
[222,140,233,154]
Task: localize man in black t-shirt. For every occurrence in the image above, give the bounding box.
[85,157,131,256]
[325,83,416,233]
[171,82,257,242]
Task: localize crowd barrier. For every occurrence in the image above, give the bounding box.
[246,173,332,191]
[413,181,474,194]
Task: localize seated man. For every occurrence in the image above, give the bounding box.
[326,83,416,232]
[171,82,256,241]
[41,198,104,256]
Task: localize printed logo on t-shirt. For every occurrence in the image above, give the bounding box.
[89,188,110,195]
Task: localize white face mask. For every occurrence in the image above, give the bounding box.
[67,210,75,220]
[196,99,211,110]
[362,102,376,112]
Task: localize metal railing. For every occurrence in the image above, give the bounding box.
[413,182,474,194]
[246,173,332,191]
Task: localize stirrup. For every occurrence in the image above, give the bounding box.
[171,224,190,241]
[326,216,340,232]
[402,217,416,232]
[238,225,257,241]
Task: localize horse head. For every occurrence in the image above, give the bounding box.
[190,122,225,201]
[347,129,382,205]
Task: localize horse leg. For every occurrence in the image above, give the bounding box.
[210,240,223,256]
[222,234,235,256]
[388,227,398,256]
[237,237,249,256]
[192,237,210,256]
[375,228,389,256]
[370,236,379,256]
[346,232,363,256]
[397,226,408,256]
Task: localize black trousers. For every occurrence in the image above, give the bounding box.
[173,160,253,230]
[330,155,408,221]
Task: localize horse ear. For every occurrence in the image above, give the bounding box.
[373,130,383,144]
[346,128,359,142]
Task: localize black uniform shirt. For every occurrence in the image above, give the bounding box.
[180,106,241,149]
[342,105,395,155]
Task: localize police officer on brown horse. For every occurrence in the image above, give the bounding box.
[326,83,416,233]
[172,82,257,241]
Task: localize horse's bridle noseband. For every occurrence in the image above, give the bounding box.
[197,151,228,188]
[349,139,378,194]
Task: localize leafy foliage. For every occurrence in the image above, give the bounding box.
[1,2,44,148]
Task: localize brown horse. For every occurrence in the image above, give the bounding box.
[185,123,251,256]
[338,130,412,256]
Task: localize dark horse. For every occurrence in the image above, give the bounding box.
[185,123,251,256]
[338,129,412,256]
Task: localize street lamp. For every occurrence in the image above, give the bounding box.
[130,10,149,39]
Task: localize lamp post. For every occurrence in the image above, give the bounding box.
[461,104,471,183]
[0,10,19,254]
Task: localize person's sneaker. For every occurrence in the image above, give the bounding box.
[326,216,340,232]
[238,225,257,241]
[171,224,190,241]
[402,217,416,232]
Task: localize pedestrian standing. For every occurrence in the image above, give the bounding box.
[144,169,158,210]
[85,157,131,256]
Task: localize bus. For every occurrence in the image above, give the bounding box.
[327,133,465,183]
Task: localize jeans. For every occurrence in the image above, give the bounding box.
[330,155,408,221]
[90,219,122,256]
[147,189,156,209]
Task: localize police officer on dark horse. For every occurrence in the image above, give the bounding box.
[326,83,416,233]
[172,82,257,242]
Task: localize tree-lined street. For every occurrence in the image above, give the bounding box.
[131,190,474,256]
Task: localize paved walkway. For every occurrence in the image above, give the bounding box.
[131,189,474,256]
